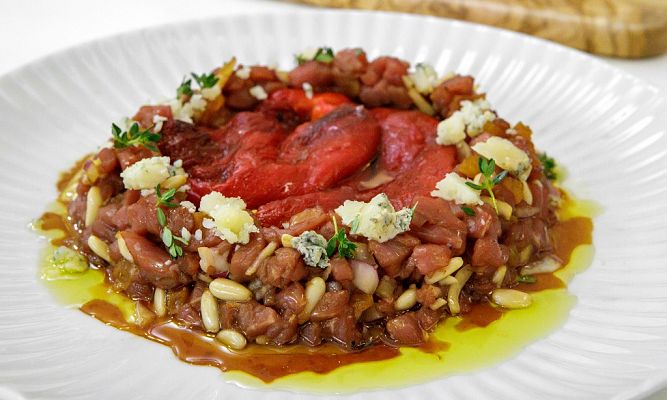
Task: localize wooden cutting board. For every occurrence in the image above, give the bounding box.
[291,0,667,58]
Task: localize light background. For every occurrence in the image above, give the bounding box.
[1,0,665,399]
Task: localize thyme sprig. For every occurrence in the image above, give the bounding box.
[176,77,193,98]
[465,156,508,214]
[155,184,178,208]
[154,184,187,258]
[326,216,357,259]
[517,275,536,284]
[296,47,335,65]
[191,72,218,89]
[538,152,558,181]
[111,122,161,152]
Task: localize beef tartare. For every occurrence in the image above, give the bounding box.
[50,47,569,359]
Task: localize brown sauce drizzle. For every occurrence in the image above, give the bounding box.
[56,156,88,192]
[81,299,399,383]
[552,217,593,265]
[456,302,504,331]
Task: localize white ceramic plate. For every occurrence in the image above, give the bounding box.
[1,9,666,400]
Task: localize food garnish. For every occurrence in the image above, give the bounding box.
[464,156,508,214]
[539,152,558,181]
[326,216,357,259]
[111,121,161,151]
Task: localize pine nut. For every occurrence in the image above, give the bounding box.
[87,235,111,263]
[521,255,561,276]
[133,301,155,327]
[209,278,252,302]
[481,196,513,220]
[441,276,458,286]
[200,289,220,333]
[492,265,507,287]
[82,158,101,185]
[153,288,166,317]
[425,257,464,285]
[394,287,417,311]
[522,180,533,205]
[216,329,247,350]
[84,186,102,227]
[161,174,187,189]
[430,298,447,311]
[115,232,134,262]
[447,265,473,315]
[245,241,278,276]
[491,289,532,309]
[255,335,269,345]
[281,233,294,248]
[299,277,325,323]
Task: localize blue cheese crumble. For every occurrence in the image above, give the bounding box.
[292,231,329,269]
[335,193,413,243]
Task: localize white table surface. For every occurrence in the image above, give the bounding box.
[1,0,665,399]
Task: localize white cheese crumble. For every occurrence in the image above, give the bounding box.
[436,112,466,145]
[167,93,207,123]
[180,200,197,213]
[180,227,192,242]
[235,66,251,79]
[335,193,413,243]
[120,156,171,190]
[435,99,496,145]
[198,192,258,244]
[249,85,268,101]
[302,82,314,99]
[292,231,329,268]
[201,85,221,101]
[152,114,168,133]
[431,172,483,205]
[194,229,203,241]
[471,136,532,181]
[409,63,438,94]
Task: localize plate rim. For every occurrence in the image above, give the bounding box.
[1,8,666,400]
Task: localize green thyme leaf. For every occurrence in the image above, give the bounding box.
[517,275,536,284]
[538,152,558,181]
[462,206,475,216]
[191,72,218,89]
[156,207,167,226]
[161,228,174,247]
[313,47,334,63]
[176,77,193,98]
[465,182,484,191]
[295,47,335,65]
[155,184,178,208]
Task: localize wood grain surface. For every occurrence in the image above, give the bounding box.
[291,0,667,58]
